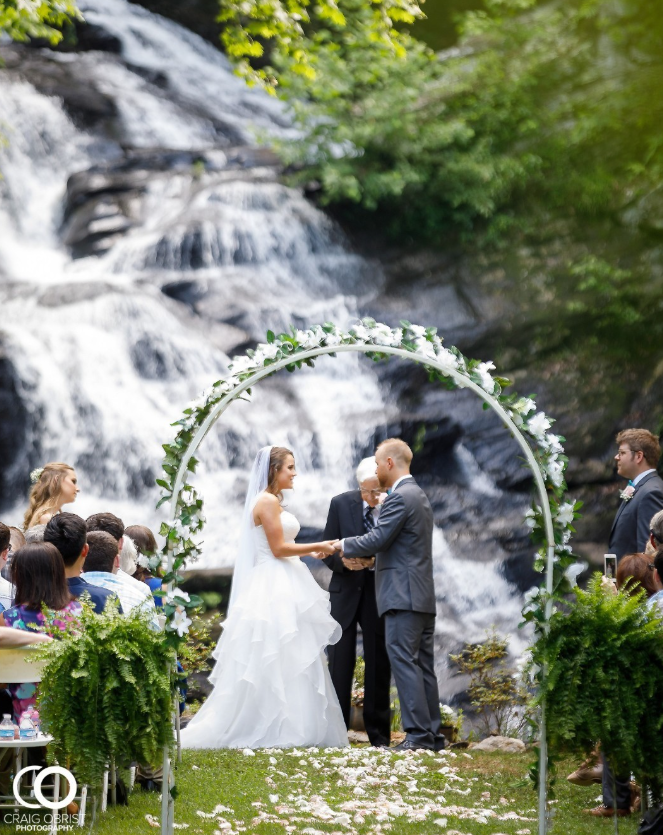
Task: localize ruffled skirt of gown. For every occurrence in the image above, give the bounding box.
[180,556,348,749]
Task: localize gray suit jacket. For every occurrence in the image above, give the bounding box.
[609,471,663,559]
[342,477,435,617]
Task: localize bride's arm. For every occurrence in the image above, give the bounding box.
[255,493,336,558]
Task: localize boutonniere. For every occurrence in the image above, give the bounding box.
[620,485,635,502]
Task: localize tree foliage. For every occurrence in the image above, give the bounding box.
[220,0,663,243]
[217,0,425,89]
[0,0,79,45]
[532,576,663,797]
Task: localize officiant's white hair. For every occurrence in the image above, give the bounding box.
[355,457,378,485]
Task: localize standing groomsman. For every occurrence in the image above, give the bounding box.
[323,457,392,748]
[609,429,663,559]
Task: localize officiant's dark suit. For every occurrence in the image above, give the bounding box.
[323,490,392,747]
[342,475,444,751]
[609,470,663,558]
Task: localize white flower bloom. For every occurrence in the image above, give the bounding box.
[524,508,537,529]
[255,343,280,363]
[544,433,564,455]
[547,458,565,488]
[370,324,394,345]
[556,502,576,527]
[167,587,191,604]
[414,338,436,359]
[514,397,537,415]
[229,355,255,375]
[171,607,192,637]
[475,361,496,393]
[527,412,552,439]
[409,325,427,339]
[435,348,459,376]
[524,586,540,603]
[324,332,341,347]
[351,324,370,341]
[563,562,586,588]
[136,554,151,569]
[295,329,319,349]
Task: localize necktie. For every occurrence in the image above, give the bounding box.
[364,506,375,534]
[628,480,634,486]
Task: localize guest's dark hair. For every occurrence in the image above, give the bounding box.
[84,531,119,574]
[616,552,658,598]
[12,542,71,610]
[44,513,87,567]
[86,512,124,542]
[0,522,9,554]
[267,447,294,500]
[124,525,157,556]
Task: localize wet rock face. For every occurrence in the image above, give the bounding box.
[0,344,35,508]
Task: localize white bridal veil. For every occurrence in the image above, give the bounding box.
[227,445,273,613]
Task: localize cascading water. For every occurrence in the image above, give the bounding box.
[0,0,532,698]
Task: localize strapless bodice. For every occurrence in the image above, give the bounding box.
[254,510,300,564]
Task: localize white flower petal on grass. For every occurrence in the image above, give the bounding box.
[242,748,255,756]
[269,794,279,803]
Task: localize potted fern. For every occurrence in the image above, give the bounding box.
[34,601,175,810]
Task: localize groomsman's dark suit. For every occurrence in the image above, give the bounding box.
[342,477,444,750]
[323,490,392,747]
[609,471,663,559]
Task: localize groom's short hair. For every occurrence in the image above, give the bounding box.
[616,429,661,467]
[377,438,413,467]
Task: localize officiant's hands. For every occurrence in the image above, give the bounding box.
[343,557,375,571]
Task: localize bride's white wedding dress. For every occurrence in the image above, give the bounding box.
[181,509,348,749]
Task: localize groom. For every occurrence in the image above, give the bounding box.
[333,438,445,751]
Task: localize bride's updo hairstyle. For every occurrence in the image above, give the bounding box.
[266,446,294,501]
[23,462,75,531]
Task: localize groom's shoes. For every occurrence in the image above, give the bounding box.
[391,738,431,752]
[434,734,447,752]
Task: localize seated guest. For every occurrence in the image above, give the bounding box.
[0,523,12,612]
[0,542,81,720]
[23,462,80,529]
[125,525,163,605]
[44,513,121,615]
[83,532,158,628]
[86,513,153,602]
[24,525,46,543]
[1,527,24,583]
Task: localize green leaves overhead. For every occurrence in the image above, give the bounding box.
[218,0,425,89]
[0,0,79,44]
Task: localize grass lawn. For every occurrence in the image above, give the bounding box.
[76,747,641,835]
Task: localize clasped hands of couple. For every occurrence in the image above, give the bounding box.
[309,540,374,571]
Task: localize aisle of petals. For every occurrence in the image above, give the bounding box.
[181,747,536,835]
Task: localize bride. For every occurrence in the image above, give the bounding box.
[181,446,348,749]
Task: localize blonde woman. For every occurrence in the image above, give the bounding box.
[23,463,79,530]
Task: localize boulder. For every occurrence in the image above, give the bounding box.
[469,736,526,753]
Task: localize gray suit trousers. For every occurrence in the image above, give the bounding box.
[385,610,443,748]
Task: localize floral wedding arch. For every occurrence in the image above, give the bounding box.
[153,320,581,835]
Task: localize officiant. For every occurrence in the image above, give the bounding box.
[323,457,392,747]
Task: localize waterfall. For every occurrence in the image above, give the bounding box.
[0,0,532,695]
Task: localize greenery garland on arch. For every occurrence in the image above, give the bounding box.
[154,318,582,651]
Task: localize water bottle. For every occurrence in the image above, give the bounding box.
[30,710,40,735]
[0,715,14,740]
[19,712,36,740]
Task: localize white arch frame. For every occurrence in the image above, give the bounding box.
[161,343,555,835]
